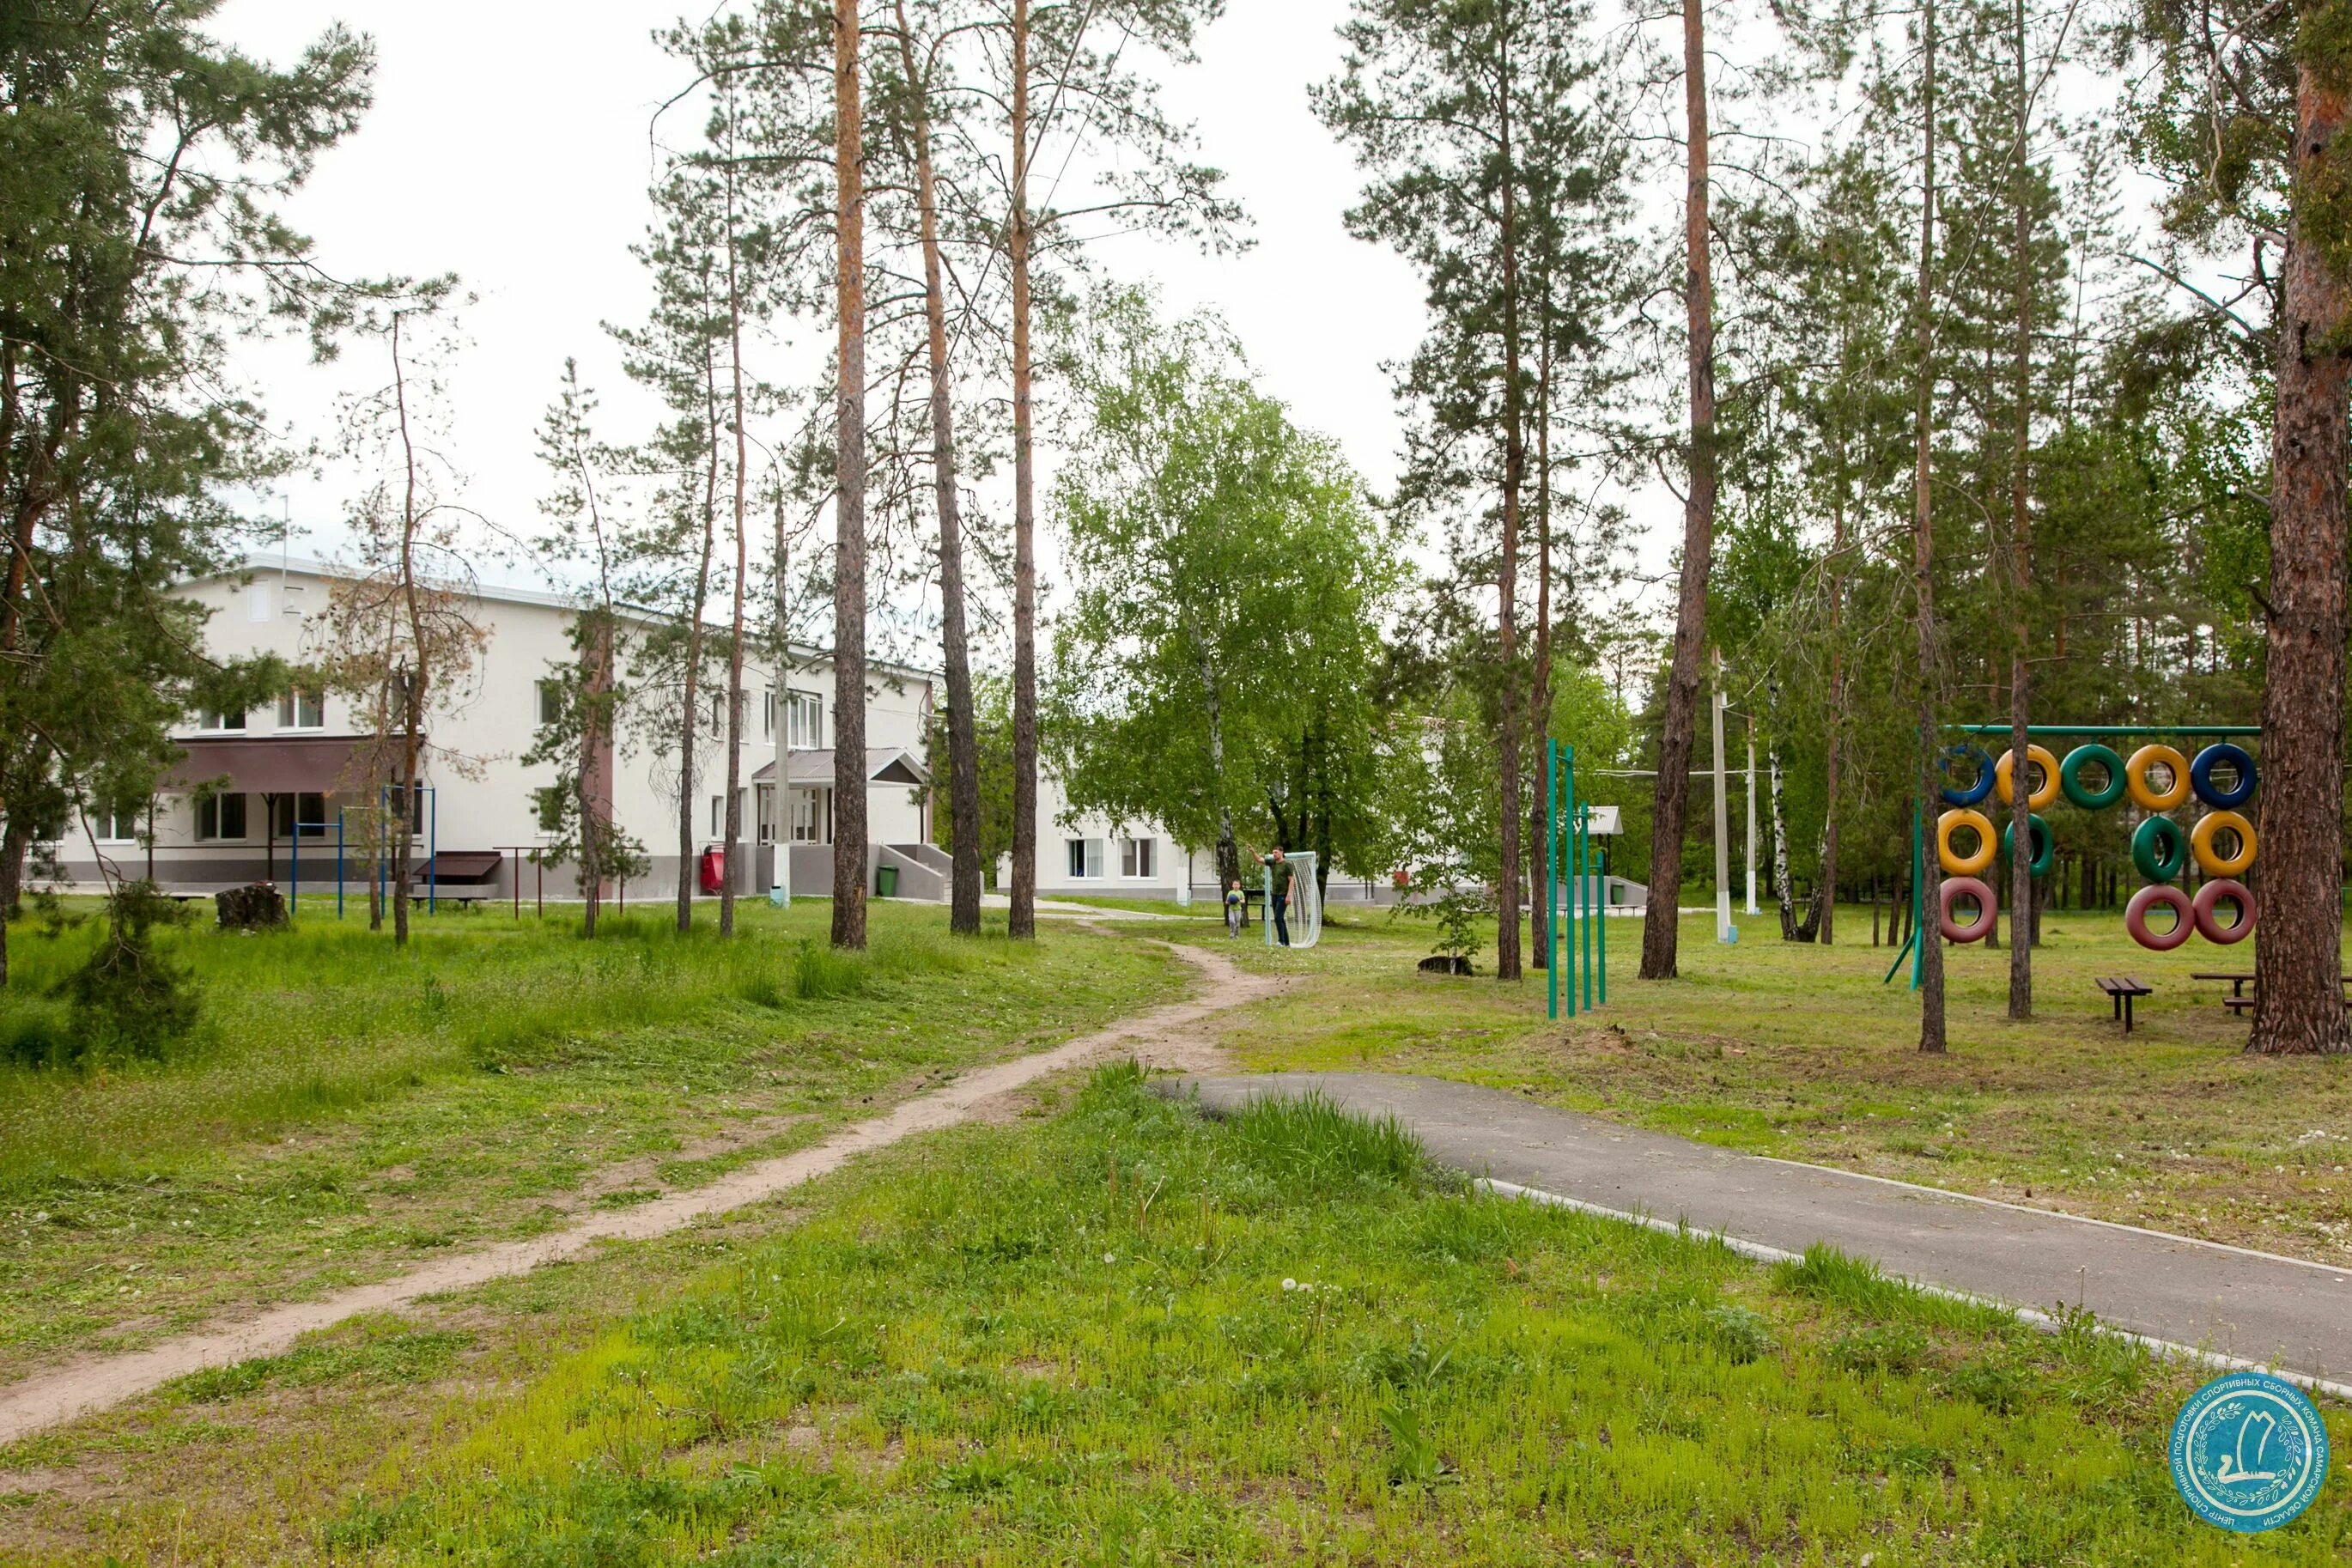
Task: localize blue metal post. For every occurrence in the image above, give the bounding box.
[1582,807,1595,1012]
[289,815,299,919]
[337,810,345,920]
[428,787,438,915]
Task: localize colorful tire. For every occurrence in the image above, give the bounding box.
[2059,744,2127,810]
[2125,884,2195,951]
[1940,876,1996,943]
[1936,808,1997,876]
[2190,809,2257,877]
[2000,811,2054,877]
[1940,744,1995,807]
[2132,815,2188,883]
[2190,743,2257,808]
[2191,878,2256,945]
[1995,744,2061,808]
[2124,744,2191,811]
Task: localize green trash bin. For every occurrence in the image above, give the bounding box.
[876,864,898,898]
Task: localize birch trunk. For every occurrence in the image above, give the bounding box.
[831,0,870,951]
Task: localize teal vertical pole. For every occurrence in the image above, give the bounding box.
[289,813,299,919]
[1911,799,1926,990]
[1546,740,1559,1020]
[1597,841,1608,1006]
[1263,855,1273,949]
[1563,745,1577,1018]
[336,810,345,920]
[1582,809,1595,1012]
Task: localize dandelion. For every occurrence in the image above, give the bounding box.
[1282,1278,1298,1291]
[1103,1252,1116,1264]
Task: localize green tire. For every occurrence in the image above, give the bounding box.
[2001,812,2054,877]
[2060,744,2126,810]
[2131,814,2187,884]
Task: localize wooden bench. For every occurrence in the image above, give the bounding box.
[2095,976,2151,1034]
[2191,971,2257,999]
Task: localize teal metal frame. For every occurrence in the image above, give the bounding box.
[1546,738,1608,1020]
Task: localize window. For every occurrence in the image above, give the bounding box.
[246,581,273,623]
[711,794,726,836]
[762,688,775,738]
[786,690,824,749]
[1067,837,1104,878]
[270,792,328,839]
[536,679,562,727]
[196,793,248,842]
[199,706,246,732]
[277,689,324,729]
[533,786,565,833]
[94,798,145,842]
[755,785,775,845]
[1121,836,1156,878]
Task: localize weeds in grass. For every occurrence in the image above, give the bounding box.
[285,1070,2346,1566]
[1221,1090,1426,1194]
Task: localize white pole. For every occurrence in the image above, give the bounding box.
[1744,714,1759,915]
[1712,652,1732,943]
[770,667,793,906]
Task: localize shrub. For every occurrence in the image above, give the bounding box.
[58,882,199,1066]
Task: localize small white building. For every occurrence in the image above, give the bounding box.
[41,556,948,904]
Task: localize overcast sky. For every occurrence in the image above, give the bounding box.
[210,0,1456,611]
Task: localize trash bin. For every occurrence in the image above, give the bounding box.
[876,864,899,898]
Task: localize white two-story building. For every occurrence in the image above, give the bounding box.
[42,556,949,905]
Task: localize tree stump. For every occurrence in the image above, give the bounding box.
[216,884,288,931]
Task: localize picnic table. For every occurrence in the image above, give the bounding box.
[2193,970,2352,1015]
[2094,975,2151,1034]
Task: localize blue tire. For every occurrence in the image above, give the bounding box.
[2189,743,2256,808]
[1940,744,1995,806]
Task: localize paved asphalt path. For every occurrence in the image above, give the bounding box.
[1175,1071,2352,1395]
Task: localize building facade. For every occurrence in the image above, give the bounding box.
[39,557,944,905]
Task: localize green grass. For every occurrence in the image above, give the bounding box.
[1227,907,2352,1263]
[15,1066,2337,1565]
[0,900,1187,1377]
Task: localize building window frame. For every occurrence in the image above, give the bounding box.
[196,793,249,842]
[277,688,325,730]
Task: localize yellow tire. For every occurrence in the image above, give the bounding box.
[2124,744,2191,811]
[1995,744,2060,808]
[1936,807,1997,876]
[2191,809,2257,877]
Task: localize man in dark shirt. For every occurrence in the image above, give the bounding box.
[1263,847,1295,946]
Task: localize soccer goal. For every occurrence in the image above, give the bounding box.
[1264,851,1322,951]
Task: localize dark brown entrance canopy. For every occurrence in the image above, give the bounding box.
[167,735,380,795]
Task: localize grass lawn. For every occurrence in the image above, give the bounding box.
[0,899,1187,1379]
[6,1066,2339,1565]
[1220,905,2352,1262]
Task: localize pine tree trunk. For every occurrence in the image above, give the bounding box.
[1493,15,1526,984]
[721,110,750,940]
[896,3,984,937]
[0,817,24,988]
[1006,0,1039,941]
[2251,63,2352,1056]
[1912,0,1946,1054]
[831,0,870,951]
[677,347,720,937]
[2003,0,2033,1019]
[1641,0,1717,982]
[1528,310,1554,970]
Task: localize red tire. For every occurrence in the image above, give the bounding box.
[2125,884,2195,951]
[2191,878,2256,945]
[1939,876,1996,943]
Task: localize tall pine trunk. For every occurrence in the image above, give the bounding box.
[831,0,870,951]
[1493,11,1526,983]
[1912,0,1946,1054]
[896,2,983,936]
[1528,313,1553,970]
[1641,0,1717,981]
[676,343,720,936]
[391,312,425,949]
[2003,0,2033,1015]
[1007,0,1039,940]
[2251,62,2352,1056]
[720,105,750,939]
